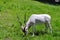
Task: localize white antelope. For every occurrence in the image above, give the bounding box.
[17,14,52,36]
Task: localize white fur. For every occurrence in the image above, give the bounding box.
[24,14,52,36]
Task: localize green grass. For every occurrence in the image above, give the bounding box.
[0,0,60,40]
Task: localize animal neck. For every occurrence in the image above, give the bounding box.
[25,19,31,30]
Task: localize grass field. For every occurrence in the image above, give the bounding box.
[0,0,60,40]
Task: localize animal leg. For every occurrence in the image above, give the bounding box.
[32,23,36,36]
[48,22,52,34]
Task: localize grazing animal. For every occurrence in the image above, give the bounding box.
[17,14,52,36]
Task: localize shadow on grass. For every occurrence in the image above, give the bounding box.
[22,31,48,37]
[34,0,60,5]
[29,30,48,36]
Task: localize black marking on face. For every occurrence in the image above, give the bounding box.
[23,27,25,33]
[22,27,27,35]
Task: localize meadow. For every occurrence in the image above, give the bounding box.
[0,0,60,40]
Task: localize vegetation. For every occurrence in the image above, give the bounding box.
[0,0,60,40]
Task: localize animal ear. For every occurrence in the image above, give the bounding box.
[24,13,26,25]
[21,26,24,30]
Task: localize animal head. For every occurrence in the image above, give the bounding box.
[17,13,27,35]
[21,25,28,35]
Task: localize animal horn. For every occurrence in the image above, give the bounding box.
[24,13,26,25]
[16,13,22,26]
